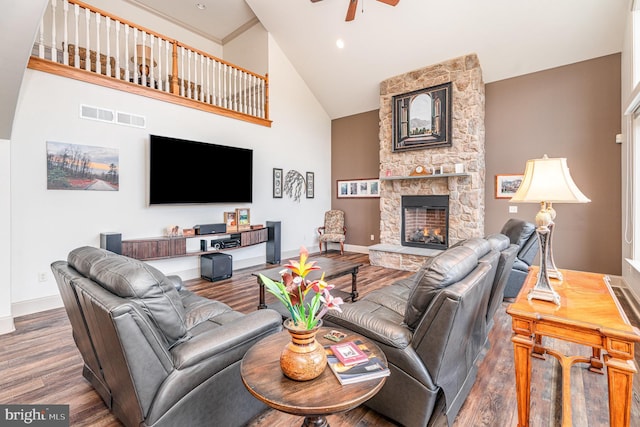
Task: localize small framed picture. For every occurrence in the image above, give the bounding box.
[337,178,381,198]
[495,174,524,199]
[224,211,237,232]
[273,168,283,198]
[306,172,314,199]
[236,208,251,231]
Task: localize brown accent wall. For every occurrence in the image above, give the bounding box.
[331,110,381,246]
[485,54,621,275]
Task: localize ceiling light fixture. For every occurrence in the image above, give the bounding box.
[336,39,345,49]
[195,3,206,10]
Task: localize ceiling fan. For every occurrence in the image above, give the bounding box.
[311,0,400,22]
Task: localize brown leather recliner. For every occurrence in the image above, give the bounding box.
[51,246,282,427]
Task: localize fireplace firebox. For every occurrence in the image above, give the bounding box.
[401,195,449,250]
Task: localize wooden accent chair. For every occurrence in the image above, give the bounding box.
[317,210,347,255]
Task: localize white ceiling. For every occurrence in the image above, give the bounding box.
[126,0,629,119]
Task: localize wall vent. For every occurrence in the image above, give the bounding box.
[80,104,146,128]
[80,105,114,123]
[117,111,146,128]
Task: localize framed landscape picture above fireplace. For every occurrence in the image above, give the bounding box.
[392,82,452,151]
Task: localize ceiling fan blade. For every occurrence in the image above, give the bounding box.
[345,0,358,21]
[310,0,323,2]
[377,0,399,5]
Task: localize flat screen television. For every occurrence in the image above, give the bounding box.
[149,134,252,204]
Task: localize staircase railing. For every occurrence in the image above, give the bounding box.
[29,0,270,126]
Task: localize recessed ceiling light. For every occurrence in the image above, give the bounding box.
[336,39,345,49]
[195,3,206,10]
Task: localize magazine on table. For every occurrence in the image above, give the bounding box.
[325,340,390,385]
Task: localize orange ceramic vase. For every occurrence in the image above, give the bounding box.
[280,318,327,381]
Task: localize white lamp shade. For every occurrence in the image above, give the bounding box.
[510,155,591,203]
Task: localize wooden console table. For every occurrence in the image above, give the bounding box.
[507,267,640,427]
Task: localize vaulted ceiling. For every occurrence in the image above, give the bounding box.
[132,0,629,119]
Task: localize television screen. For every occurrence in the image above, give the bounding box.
[149,135,252,204]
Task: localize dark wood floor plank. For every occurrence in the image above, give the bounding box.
[0,251,638,426]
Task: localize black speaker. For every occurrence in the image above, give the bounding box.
[200,239,207,252]
[194,223,227,235]
[200,253,232,282]
[266,221,281,264]
[100,232,122,255]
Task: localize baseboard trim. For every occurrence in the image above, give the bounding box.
[0,315,15,335]
[12,294,63,317]
[345,244,370,254]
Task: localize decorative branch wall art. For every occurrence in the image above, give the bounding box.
[284,170,306,202]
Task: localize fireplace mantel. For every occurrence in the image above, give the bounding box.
[380,173,470,181]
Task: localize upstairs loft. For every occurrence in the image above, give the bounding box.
[28,0,271,127]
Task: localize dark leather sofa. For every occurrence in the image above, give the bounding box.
[51,246,282,427]
[324,234,517,427]
[500,218,539,299]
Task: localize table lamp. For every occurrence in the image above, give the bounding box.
[510,155,590,304]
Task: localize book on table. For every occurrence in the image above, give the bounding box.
[325,340,390,385]
[330,341,369,366]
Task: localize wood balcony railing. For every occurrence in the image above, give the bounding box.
[28,0,271,127]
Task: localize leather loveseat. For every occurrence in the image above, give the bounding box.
[323,235,517,427]
[51,246,282,427]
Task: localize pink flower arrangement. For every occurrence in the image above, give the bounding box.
[259,246,343,329]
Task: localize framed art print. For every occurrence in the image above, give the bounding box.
[273,168,283,198]
[495,174,524,199]
[306,172,314,198]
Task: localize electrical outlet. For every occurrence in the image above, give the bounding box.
[38,272,48,282]
[370,234,375,241]
[509,205,518,213]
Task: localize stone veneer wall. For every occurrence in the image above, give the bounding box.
[372,54,485,270]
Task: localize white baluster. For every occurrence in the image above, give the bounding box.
[141,32,147,87]
[124,25,130,81]
[150,36,155,89]
[187,49,192,98]
[84,7,90,71]
[50,0,57,60]
[105,17,111,77]
[132,28,138,82]
[73,4,79,68]
[164,41,170,92]
[95,13,101,75]
[180,46,185,97]
[63,0,69,64]
[38,16,45,58]
[157,38,162,90]
[223,64,228,109]
[115,21,120,80]
[216,61,221,106]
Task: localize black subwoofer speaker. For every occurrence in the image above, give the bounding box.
[200,252,233,282]
[266,221,281,264]
[100,232,122,255]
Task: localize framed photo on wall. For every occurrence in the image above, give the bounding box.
[273,168,283,198]
[392,82,452,152]
[495,174,524,199]
[306,172,314,198]
[337,178,381,198]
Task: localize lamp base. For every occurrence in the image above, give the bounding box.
[527,286,560,305]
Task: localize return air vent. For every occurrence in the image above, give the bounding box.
[116,112,146,128]
[80,105,114,123]
[80,104,146,128]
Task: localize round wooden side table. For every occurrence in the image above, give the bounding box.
[240,327,387,427]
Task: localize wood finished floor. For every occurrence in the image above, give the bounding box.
[1,251,639,426]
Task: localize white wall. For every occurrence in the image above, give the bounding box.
[7,32,331,316]
[0,139,14,333]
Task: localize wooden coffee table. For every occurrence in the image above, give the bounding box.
[240,327,387,427]
[252,257,363,310]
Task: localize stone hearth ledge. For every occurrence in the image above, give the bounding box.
[368,244,441,271]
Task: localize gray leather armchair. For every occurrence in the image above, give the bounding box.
[51,246,282,427]
[324,246,496,427]
[500,218,539,299]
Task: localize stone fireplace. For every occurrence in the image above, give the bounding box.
[402,195,449,250]
[369,54,485,271]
